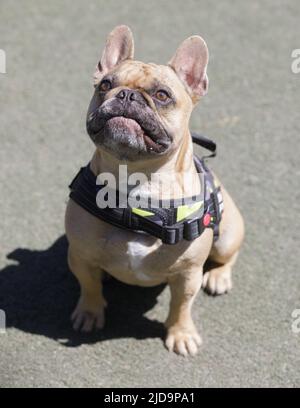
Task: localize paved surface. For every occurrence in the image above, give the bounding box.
[0,0,299,388]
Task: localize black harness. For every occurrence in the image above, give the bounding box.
[69,133,224,245]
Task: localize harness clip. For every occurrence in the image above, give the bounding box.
[183,218,203,241]
[161,225,183,245]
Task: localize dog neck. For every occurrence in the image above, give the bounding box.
[90,130,201,200]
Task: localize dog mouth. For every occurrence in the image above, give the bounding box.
[105,116,168,153]
[88,112,171,154]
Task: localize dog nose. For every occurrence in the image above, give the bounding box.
[116,89,139,102]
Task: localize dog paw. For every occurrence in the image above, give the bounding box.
[165,325,202,357]
[71,303,105,332]
[202,266,232,295]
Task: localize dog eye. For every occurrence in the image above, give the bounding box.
[154,90,170,102]
[99,79,112,92]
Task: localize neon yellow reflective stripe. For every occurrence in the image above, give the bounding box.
[132,208,154,217]
[176,201,203,222]
[213,173,220,187]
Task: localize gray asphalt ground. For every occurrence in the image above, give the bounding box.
[0,0,300,388]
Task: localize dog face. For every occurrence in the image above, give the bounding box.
[86,26,209,161]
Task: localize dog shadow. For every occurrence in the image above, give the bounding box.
[0,235,166,347]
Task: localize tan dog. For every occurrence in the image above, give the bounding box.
[65,25,244,356]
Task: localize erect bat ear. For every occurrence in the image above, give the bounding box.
[168,35,209,102]
[94,25,134,85]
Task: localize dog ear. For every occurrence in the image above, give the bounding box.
[168,36,209,102]
[94,25,134,84]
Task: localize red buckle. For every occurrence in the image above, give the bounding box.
[203,213,211,227]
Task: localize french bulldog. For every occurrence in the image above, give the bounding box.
[65,25,244,356]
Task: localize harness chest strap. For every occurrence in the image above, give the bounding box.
[68,134,224,245]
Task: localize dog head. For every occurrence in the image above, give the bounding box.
[86,25,209,161]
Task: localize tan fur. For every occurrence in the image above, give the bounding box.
[65,26,244,356]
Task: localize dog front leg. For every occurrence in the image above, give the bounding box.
[165,269,203,356]
[68,247,106,332]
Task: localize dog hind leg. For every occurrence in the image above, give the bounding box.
[202,187,244,295]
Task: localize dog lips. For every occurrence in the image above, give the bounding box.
[107,116,144,137]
